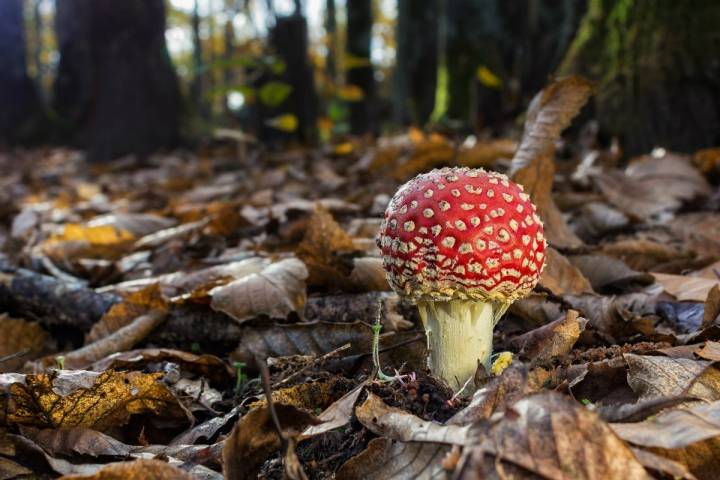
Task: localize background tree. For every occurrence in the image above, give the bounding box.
[559,0,720,154]
[53,0,182,161]
[394,0,439,126]
[346,0,375,135]
[0,0,41,144]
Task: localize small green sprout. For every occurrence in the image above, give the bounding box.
[55,356,65,370]
[233,361,248,393]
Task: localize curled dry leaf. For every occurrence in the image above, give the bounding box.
[539,247,593,295]
[222,404,319,480]
[295,204,358,289]
[336,438,448,480]
[0,314,47,372]
[57,310,167,370]
[302,384,364,437]
[210,257,308,323]
[355,393,469,444]
[508,310,587,362]
[510,76,593,248]
[0,370,184,430]
[86,283,168,343]
[90,348,234,387]
[458,392,650,480]
[58,459,192,480]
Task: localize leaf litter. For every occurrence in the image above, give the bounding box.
[3,77,720,479]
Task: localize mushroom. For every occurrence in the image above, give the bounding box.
[376,167,546,391]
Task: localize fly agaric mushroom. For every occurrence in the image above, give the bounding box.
[377,167,546,391]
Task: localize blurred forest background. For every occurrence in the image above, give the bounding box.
[1,0,720,161]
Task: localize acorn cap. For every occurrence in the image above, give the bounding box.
[377,167,546,303]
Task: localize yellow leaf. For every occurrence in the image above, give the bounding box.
[49,224,134,245]
[344,54,371,70]
[491,351,513,376]
[265,113,298,132]
[333,142,354,155]
[336,84,365,102]
[476,65,502,89]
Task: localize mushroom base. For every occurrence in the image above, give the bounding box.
[417,300,495,393]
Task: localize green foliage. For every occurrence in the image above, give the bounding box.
[259,81,293,107]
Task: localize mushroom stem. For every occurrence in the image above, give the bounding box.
[417,300,496,392]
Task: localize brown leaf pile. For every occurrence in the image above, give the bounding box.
[2,76,720,479]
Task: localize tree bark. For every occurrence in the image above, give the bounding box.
[394,0,439,126]
[53,0,182,161]
[0,0,41,144]
[559,0,720,155]
[268,13,318,143]
[346,0,375,135]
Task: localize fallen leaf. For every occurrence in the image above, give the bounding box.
[697,342,720,362]
[569,254,654,291]
[508,310,587,362]
[336,438,448,480]
[625,353,709,401]
[458,392,650,479]
[296,204,357,289]
[510,76,593,248]
[302,385,364,437]
[539,247,593,295]
[355,393,469,444]
[0,370,184,430]
[668,213,720,259]
[21,426,131,458]
[210,257,308,323]
[86,283,168,343]
[0,314,47,372]
[58,459,192,480]
[653,273,719,302]
[222,404,318,480]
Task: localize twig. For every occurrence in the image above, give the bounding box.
[0,349,30,364]
[274,343,351,388]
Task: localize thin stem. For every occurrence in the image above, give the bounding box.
[417,300,496,392]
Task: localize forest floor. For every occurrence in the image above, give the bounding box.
[2,78,720,479]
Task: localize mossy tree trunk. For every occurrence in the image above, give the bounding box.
[559,0,720,155]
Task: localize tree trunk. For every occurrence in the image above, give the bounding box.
[394,0,439,126]
[267,13,318,143]
[53,0,182,162]
[191,0,207,119]
[0,0,41,144]
[346,0,375,135]
[559,0,720,155]
[325,0,338,84]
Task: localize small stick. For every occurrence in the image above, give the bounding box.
[274,342,351,388]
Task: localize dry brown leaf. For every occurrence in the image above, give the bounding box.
[302,385,364,437]
[601,238,685,272]
[22,426,131,458]
[59,310,168,370]
[296,204,357,289]
[0,369,184,430]
[569,254,654,291]
[87,283,167,343]
[0,314,47,372]
[336,438,448,480]
[85,213,176,237]
[355,393,469,444]
[630,448,698,480]
[222,404,318,480]
[669,213,720,260]
[539,247,593,295]
[58,459,192,480]
[348,257,389,291]
[508,310,587,362]
[653,273,719,302]
[210,257,308,323]
[458,392,650,479]
[697,342,720,362]
[690,260,720,280]
[510,76,593,248]
[457,138,516,168]
[89,348,234,387]
[594,154,710,220]
[625,353,709,401]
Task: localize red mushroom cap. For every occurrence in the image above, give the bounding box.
[377,167,546,303]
